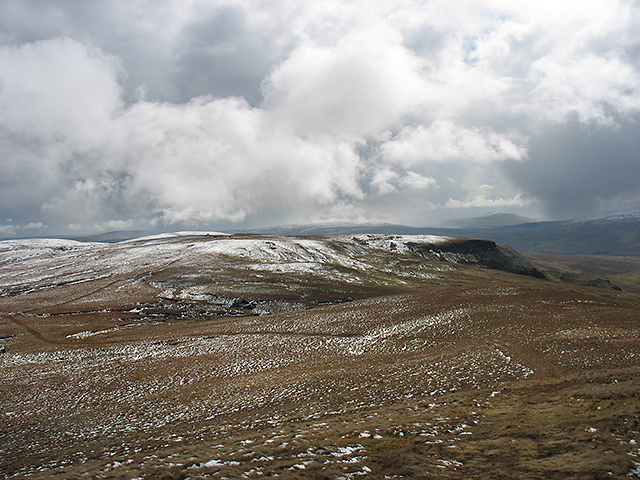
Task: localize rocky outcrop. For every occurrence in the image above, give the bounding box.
[405,238,546,278]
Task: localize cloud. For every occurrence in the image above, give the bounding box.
[22,222,46,230]
[263,23,431,136]
[502,118,640,218]
[379,121,527,167]
[117,97,366,224]
[0,0,639,233]
[400,172,437,190]
[0,0,292,106]
[0,38,124,230]
[445,193,533,209]
[529,53,640,124]
[371,169,399,195]
[370,169,436,196]
[0,225,17,236]
[0,38,122,141]
[93,219,136,231]
[0,37,367,229]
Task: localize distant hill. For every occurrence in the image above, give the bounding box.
[240,210,640,256]
[450,212,535,229]
[67,230,149,243]
[238,222,429,236]
[4,211,638,255]
[454,210,640,255]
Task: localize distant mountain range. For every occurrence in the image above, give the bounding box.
[4,210,639,256]
[449,212,535,229]
[66,230,149,243]
[241,210,640,256]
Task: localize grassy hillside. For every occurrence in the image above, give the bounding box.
[1,234,639,479]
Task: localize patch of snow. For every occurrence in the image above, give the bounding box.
[347,234,450,254]
[122,231,229,243]
[331,445,364,457]
[0,238,103,263]
[189,459,224,469]
[347,308,468,355]
[0,238,95,249]
[67,326,126,339]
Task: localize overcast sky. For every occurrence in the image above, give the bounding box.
[1,0,639,235]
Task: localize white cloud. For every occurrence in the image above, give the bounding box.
[380,121,527,167]
[445,193,533,209]
[93,219,136,231]
[116,97,365,224]
[371,169,399,195]
[22,222,46,230]
[400,171,437,190]
[0,38,368,228]
[0,224,16,236]
[370,169,436,197]
[0,38,122,144]
[262,23,430,136]
[529,53,640,124]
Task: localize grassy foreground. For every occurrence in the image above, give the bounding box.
[1,235,639,479]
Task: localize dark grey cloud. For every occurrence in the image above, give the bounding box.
[0,0,290,105]
[504,117,640,219]
[173,6,290,105]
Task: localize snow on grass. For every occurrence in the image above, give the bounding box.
[187,234,450,270]
[188,459,225,469]
[0,238,100,253]
[0,233,457,305]
[195,237,351,267]
[122,231,229,243]
[348,234,450,253]
[331,445,364,457]
[346,308,471,355]
[66,326,129,339]
[0,233,450,276]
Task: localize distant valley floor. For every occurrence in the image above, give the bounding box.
[529,254,640,295]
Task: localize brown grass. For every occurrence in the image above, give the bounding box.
[1,235,639,479]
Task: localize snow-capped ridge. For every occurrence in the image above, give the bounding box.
[568,209,640,225]
[122,231,230,243]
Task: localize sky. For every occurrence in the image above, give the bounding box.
[1,0,640,236]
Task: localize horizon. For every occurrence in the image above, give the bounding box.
[2,208,640,242]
